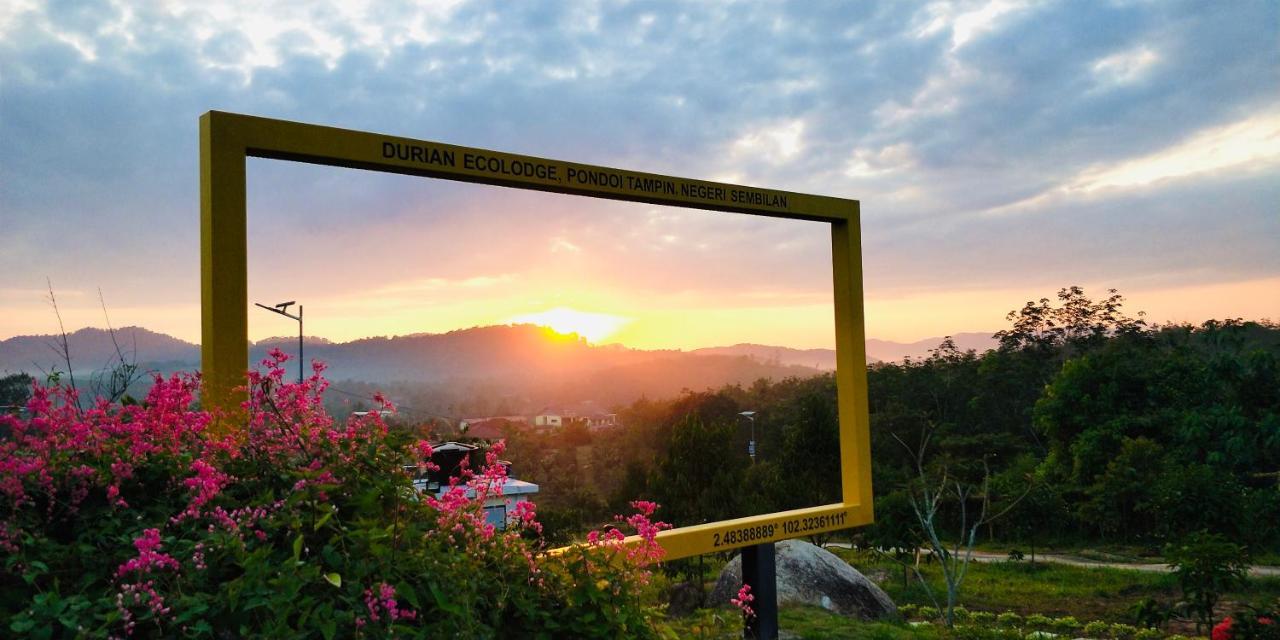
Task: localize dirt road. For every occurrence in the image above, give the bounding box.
[825,544,1280,577]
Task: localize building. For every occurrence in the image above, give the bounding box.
[582,411,618,430]
[407,441,539,531]
[533,408,567,428]
[351,409,394,419]
[458,416,528,440]
[534,403,618,430]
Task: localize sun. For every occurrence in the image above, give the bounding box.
[508,307,630,343]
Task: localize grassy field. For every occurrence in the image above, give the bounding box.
[665,607,939,640]
[829,549,1280,621]
[661,550,1280,639]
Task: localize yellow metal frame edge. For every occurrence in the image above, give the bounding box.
[199,110,874,560]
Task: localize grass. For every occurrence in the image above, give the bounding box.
[658,549,1280,638]
[663,607,939,640]
[970,540,1280,567]
[830,549,1280,620]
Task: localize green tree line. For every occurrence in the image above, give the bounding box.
[522,288,1280,554]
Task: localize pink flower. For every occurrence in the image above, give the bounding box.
[363,582,417,624]
[731,583,756,620]
[117,529,180,577]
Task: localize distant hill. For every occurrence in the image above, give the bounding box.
[0,326,200,376]
[866,332,997,362]
[0,325,998,397]
[688,333,999,369]
[691,344,842,369]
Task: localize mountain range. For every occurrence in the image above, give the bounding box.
[0,325,998,404]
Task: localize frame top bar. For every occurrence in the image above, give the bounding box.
[201,110,857,223]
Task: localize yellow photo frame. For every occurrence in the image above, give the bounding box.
[199,111,873,559]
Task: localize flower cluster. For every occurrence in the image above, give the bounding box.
[361,582,418,626]
[1215,615,1277,640]
[0,350,670,638]
[732,583,756,620]
[117,529,180,577]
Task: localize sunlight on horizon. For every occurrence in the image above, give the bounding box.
[506,307,631,344]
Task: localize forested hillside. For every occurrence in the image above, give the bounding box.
[510,288,1280,553]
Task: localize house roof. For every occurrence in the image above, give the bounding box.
[464,418,512,440]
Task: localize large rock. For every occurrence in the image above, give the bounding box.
[706,540,896,619]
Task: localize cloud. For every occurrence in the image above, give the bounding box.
[1,0,1277,343]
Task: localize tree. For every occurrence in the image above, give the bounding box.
[1165,532,1250,634]
[0,373,34,410]
[649,414,749,527]
[995,286,1146,354]
[863,490,921,589]
[894,424,1031,626]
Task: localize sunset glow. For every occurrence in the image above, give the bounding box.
[1,2,1276,352]
[507,307,631,344]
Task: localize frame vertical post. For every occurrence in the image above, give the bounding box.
[831,207,875,515]
[742,543,778,640]
[199,112,249,421]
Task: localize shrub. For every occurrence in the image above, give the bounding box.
[972,611,997,625]
[920,606,941,621]
[899,604,920,619]
[1135,628,1164,640]
[0,353,671,638]
[1085,621,1112,638]
[1052,616,1082,633]
[1131,597,1171,629]
[999,612,1025,628]
[1165,532,1250,634]
[952,606,971,622]
[1026,614,1053,630]
[1214,607,1280,640]
[1110,622,1141,640]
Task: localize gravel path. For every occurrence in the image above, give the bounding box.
[960,550,1280,577]
[824,544,1280,577]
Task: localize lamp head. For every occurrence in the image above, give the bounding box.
[274,301,296,311]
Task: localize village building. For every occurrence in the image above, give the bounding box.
[407,441,538,531]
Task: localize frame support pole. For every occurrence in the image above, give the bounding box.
[200,112,249,423]
[742,543,779,640]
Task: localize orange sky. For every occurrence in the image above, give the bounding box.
[5,275,1275,350]
[2,3,1277,350]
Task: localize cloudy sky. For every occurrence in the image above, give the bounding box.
[2,0,1277,349]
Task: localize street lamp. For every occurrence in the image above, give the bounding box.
[254,300,303,383]
[740,410,757,464]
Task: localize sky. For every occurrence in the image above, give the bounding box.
[1,0,1277,350]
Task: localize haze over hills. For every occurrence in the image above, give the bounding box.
[0,325,997,403]
[0,326,201,376]
[692,333,998,369]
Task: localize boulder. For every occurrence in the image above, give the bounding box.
[706,540,896,619]
[666,581,704,618]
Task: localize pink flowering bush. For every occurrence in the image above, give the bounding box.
[1,350,669,638]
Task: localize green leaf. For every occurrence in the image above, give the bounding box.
[314,509,334,531]
[292,534,303,561]
[398,582,420,609]
[319,619,337,640]
[323,572,341,588]
[429,582,464,616]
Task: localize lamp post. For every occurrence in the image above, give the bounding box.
[740,410,757,464]
[254,300,303,384]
